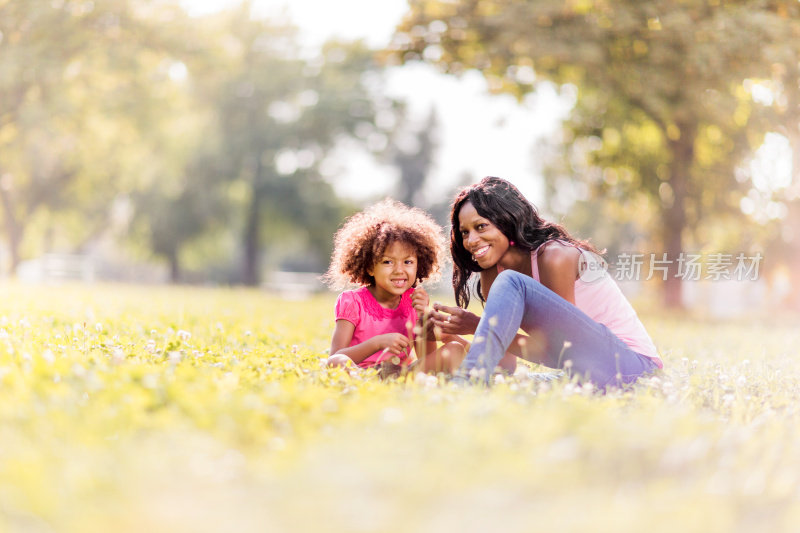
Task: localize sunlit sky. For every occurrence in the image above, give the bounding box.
[180,0,569,206]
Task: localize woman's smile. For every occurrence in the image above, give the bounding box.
[472,244,490,260]
[458,201,510,268]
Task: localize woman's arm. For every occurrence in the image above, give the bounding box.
[537,242,581,305]
[330,320,411,365]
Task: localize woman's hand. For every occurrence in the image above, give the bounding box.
[430,303,480,336]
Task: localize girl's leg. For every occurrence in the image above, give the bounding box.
[421,341,466,374]
[458,270,657,387]
[327,354,355,367]
[425,336,516,375]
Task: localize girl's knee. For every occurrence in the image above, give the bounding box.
[327,354,354,368]
[441,341,466,372]
[423,341,465,374]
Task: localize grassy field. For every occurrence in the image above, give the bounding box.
[0,283,799,533]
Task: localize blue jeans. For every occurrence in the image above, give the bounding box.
[459,270,658,388]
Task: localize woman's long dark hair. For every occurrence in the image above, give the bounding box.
[450,176,599,308]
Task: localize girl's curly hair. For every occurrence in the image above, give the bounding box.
[323,198,447,290]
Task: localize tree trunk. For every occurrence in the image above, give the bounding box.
[242,189,261,286]
[663,123,696,309]
[0,185,22,277]
[242,155,263,286]
[167,249,180,284]
[782,65,800,311]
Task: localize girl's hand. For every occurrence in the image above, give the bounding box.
[430,303,480,335]
[374,333,412,356]
[412,286,429,317]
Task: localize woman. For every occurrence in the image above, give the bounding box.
[431,177,662,387]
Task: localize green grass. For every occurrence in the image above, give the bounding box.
[0,283,799,532]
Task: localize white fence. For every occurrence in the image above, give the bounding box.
[263,271,326,298]
[17,254,96,283]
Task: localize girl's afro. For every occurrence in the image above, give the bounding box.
[323,198,447,289]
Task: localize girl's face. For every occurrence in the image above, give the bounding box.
[458,201,510,269]
[367,240,418,299]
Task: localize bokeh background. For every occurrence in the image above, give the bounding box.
[2,0,799,314]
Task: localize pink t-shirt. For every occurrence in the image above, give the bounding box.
[334,286,419,368]
[499,241,662,368]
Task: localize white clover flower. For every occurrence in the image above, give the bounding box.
[41,349,56,364]
[111,348,125,365]
[95,323,103,332]
[177,330,191,342]
[72,363,86,377]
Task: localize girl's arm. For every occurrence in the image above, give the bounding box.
[410,287,438,363]
[330,319,411,365]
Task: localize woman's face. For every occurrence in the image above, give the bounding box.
[457,201,510,269]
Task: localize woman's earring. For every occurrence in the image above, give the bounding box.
[509,240,516,246]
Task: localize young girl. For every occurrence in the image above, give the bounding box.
[431,177,662,387]
[324,199,456,373]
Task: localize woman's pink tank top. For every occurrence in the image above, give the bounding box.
[500,241,661,367]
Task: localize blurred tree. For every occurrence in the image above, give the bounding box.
[0,0,194,274]
[392,107,439,207]
[753,59,800,310]
[130,147,228,282]
[393,0,800,307]
[193,4,386,285]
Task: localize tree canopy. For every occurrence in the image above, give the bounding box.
[392,0,800,306]
[0,0,407,283]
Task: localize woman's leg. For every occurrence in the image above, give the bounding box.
[458,270,657,387]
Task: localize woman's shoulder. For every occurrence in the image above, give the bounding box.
[536,240,581,270]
